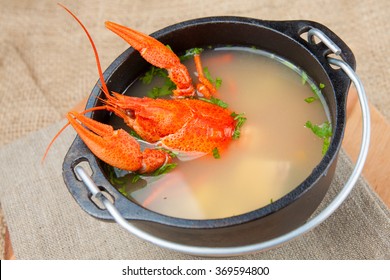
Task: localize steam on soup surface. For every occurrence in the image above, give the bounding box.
[109,46,330,220]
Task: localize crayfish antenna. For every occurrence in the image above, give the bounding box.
[57,3,111,100]
[42,121,70,163]
[43,4,116,163]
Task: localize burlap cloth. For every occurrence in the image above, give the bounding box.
[0,0,389,259]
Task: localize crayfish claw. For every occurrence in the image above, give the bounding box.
[105,21,195,97]
[139,149,172,174]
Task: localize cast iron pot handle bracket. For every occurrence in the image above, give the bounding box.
[74,28,371,257]
[307,28,342,55]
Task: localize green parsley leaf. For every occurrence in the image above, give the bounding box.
[106,165,127,185]
[130,174,140,184]
[305,121,332,139]
[128,129,142,140]
[214,77,223,89]
[304,96,318,103]
[118,185,129,197]
[231,112,247,139]
[179,47,204,61]
[128,162,177,184]
[147,80,176,99]
[151,163,178,177]
[140,71,153,85]
[203,67,213,82]
[155,147,178,158]
[212,147,221,159]
[305,121,333,155]
[140,66,167,85]
[140,66,177,98]
[322,137,331,156]
[203,67,223,89]
[304,81,325,104]
[199,96,229,109]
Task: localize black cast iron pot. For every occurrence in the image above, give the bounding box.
[63,17,355,249]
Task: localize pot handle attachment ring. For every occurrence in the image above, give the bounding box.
[307,28,342,55]
[75,28,371,257]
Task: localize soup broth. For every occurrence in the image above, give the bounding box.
[109,46,330,220]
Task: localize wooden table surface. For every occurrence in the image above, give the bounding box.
[4,88,390,259]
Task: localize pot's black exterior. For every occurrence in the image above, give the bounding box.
[63,17,355,247]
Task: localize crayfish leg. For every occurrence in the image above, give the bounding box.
[194,54,217,98]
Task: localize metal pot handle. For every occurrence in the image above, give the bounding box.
[75,29,371,257]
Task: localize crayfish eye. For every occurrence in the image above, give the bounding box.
[125,109,135,118]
